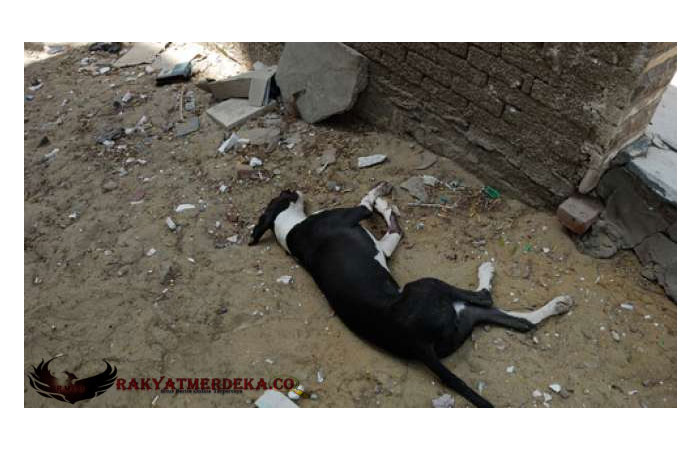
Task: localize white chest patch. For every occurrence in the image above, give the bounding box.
[274,205,307,253]
[362,226,389,272]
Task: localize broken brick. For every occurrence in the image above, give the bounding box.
[557,195,603,234]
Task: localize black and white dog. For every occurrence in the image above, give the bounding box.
[249,183,573,408]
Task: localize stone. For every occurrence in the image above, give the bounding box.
[577,220,621,258]
[634,232,677,301]
[239,127,281,146]
[648,85,676,150]
[415,151,438,170]
[102,180,118,192]
[549,383,562,393]
[668,222,676,243]
[596,168,670,249]
[627,147,677,205]
[206,98,276,130]
[175,117,200,137]
[400,176,429,203]
[165,216,177,231]
[255,390,299,408]
[317,147,337,174]
[276,275,292,285]
[557,194,603,235]
[175,204,196,213]
[276,43,368,123]
[431,393,455,408]
[357,154,387,168]
[114,42,167,68]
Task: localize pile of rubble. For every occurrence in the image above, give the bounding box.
[557,87,677,302]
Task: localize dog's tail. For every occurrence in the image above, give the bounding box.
[420,348,494,408]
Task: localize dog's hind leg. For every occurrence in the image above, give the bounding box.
[497,295,574,325]
[374,197,402,257]
[467,295,574,332]
[360,181,393,211]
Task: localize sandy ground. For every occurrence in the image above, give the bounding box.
[24,43,677,407]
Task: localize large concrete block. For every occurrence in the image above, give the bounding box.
[276,43,368,123]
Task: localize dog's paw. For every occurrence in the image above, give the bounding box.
[478,261,495,278]
[550,295,574,315]
[371,181,393,197]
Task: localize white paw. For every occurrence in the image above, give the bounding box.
[478,261,495,278]
[550,295,574,315]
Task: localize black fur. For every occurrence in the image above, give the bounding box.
[249,190,299,246]
[250,191,539,407]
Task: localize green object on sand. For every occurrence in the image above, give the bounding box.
[483,186,501,199]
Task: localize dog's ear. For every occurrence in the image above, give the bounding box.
[248,190,300,246]
[249,210,274,246]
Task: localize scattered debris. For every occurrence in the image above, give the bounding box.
[287,385,306,401]
[357,154,387,168]
[207,98,276,130]
[165,216,177,231]
[217,132,243,155]
[432,393,455,408]
[620,303,635,311]
[549,383,562,393]
[199,66,276,102]
[41,148,59,164]
[89,42,122,53]
[156,62,192,86]
[316,147,337,174]
[400,176,429,203]
[611,330,621,342]
[276,43,368,123]
[102,180,118,192]
[45,45,66,55]
[183,91,196,112]
[96,128,125,145]
[249,157,263,168]
[415,151,438,170]
[175,117,200,137]
[543,392,553,403]
[422,175,440,187]
[146,248,157,257]
[276,275,292,285]
[175,204,196,213]
[477,381,486,394]
[533,389,543,398]
[506,365,515,374]
[121,91,133,104]
[239,127,280,146]
[29,80,43,91]
[254,390,299,408]
[114,42,167,68]
[482,185,501,199]
[317,369,325,383]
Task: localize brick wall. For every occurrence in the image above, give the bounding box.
[347,42,676,208]
[229,42,676,208]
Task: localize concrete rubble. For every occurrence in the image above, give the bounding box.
[206,98,276,130]
[571,133,676,301]
[276,43,368,123]
[357,154,387,168]
[114,42,167,68]
[254,390,299,408]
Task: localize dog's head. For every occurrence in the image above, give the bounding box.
[249,190,303,246]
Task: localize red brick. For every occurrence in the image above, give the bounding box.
[557,195,603,234]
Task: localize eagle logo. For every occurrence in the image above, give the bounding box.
[28,357,118,404]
